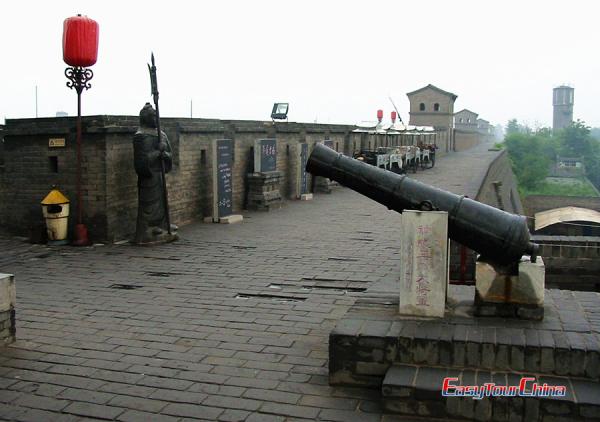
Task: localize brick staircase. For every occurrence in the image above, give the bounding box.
[329,286,600,421]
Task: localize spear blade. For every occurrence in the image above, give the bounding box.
[148,53,159,101]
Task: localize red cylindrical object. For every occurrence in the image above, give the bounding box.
[63,15,99,67]
[377,109,383,122]
[391,111,397,123]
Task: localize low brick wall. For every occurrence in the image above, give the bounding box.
[454,129,481,152]
[524,195,600,217]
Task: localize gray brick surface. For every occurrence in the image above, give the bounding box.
[1,154,599,422]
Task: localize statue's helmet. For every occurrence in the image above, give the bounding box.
[140,103,157,128]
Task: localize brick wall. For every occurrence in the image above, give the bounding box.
[1,115,518,247]
[524,195,600,217]
[454,129,482,152]
[0,117,108,240]
[449,150,524,281]
[533,235,600,290]
[476,149,523,214]
[0,116,354,242]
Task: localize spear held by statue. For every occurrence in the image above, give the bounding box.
[147,53,171,235]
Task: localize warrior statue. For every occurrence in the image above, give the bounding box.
[133,102,177,244]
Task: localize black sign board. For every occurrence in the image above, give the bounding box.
[216,139,233,217]
[300,143,309,194]
[255,139,277,172]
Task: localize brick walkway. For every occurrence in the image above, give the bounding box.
[1,186,416,421]
[0,146,497,421]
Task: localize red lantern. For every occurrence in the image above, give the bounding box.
[377,109,383,122]
[63,15,99,67]
[391,111,397,123]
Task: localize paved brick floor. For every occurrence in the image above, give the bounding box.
[0,144,500,421]
[1,185,423,421]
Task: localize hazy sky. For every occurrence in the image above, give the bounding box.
[1,1,598,128]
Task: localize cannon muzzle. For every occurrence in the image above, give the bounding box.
[306,143,538,265]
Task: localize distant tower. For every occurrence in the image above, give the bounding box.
[553,85,574,131]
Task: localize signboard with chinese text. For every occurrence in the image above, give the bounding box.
[212,139,233,219]
[299,143,309,195]
[399,210,449,317]
[254,139,277,172]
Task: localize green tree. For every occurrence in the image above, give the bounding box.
[556,120,600,190]
[558,120,593,157]
[504,132,551,190]
[506,119,520,135]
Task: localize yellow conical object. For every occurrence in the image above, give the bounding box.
[41,188,69,205]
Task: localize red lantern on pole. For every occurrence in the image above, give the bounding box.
[63,15,99,67]
[376,109,383,123]
[391,111,397,123]
[62,14,99,246]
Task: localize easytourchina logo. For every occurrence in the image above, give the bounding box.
[441,377,567,400]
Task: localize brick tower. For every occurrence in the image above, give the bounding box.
[553,85,574,131]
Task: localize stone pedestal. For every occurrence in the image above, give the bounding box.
[475,256,545,320]
[219,214,243,224]
[0,273,16,345]
[246,171,283,211]
[314,176,334,194]
[399,210,449,318]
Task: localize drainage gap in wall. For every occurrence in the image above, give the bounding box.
[109,284,143,290]
[142,256,181,261]
[328,257,359,262]
[235,293,306,302]
[303,276,346,282]
[303,285,367,293]
[348,237,374,242]
[346,279,372,284]
[146,272,183,277]
[232,245,257,250]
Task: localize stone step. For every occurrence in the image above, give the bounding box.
[329,317,600,386]
[381,364,600,421]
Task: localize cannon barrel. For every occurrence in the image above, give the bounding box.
[306,143,538,265]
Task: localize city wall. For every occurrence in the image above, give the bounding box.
[1,115,496,244]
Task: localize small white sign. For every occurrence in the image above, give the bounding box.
[399,210,449,318]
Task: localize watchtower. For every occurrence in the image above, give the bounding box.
[553,85,574,131]
[407,84,457,152]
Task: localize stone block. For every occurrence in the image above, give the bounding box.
[300,193,313,201]
[475,257,545,307]
[382,365,417,397]
[219,214,243,224]
[0,274,15,312]
[0,273,15,345]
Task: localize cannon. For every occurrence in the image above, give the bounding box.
[306,143,538,266]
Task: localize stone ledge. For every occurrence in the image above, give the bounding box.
[382,363,600,421]
[330,285,600,386]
